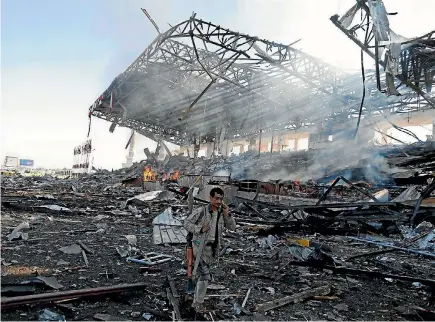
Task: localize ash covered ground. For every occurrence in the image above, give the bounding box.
[1,162,434,321]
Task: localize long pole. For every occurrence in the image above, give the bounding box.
[1,283,147,309]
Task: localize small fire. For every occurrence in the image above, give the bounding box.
[171,170,180,181]
[143,166,156,182]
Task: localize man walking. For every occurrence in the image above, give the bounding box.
[184,187,236,313]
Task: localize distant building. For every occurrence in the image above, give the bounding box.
[3,156,19,168]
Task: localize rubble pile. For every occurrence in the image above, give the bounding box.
[1,145,435,321]
[163,142,435,185]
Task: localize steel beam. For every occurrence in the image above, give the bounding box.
[330,2,435,107]
[90,12,434,145]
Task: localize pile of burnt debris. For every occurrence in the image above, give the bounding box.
[134,141,435,184]
[223,142,434,184]
[1,144,435,321]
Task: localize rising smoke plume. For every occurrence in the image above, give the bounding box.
[110,14,416,183]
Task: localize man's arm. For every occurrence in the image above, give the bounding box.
[222,203,236,231]
[223,215,236,231]
[184,207,205,235]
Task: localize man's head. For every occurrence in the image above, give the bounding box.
[209,187,224,209]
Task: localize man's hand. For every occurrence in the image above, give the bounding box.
[222,202,229,218]
[201,223,210,233]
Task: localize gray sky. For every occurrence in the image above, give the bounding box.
[2,0,434,169]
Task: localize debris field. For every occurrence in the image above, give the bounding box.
[2,0,435,320]
[1,143,435,321]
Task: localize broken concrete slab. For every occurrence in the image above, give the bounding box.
[59,244,82,254]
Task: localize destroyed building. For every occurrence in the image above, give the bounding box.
[2,1,435,321]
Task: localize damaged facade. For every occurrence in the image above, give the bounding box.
[2,1,435,321]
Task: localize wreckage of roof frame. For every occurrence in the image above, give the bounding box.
[88,4,434,147]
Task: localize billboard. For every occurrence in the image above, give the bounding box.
[73,139,92,174]
[19,159,34,167]
[4,156,19,167]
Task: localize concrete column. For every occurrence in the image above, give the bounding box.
[258,130,262,155]
[193,143,200,158]
[294,138,299,151]
[248,138,256,151]
[226,140,234,156]
[186,146,193,158]
[270,131,275,153]
[209,144,215,157]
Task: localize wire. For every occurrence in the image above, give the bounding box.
[374,122,388,144]
[352,13,370,140]
[382,115,423,143]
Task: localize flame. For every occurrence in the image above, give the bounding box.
[143,166,157,182]
[171,170,180,181]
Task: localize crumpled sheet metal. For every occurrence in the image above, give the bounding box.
[393,186,421,202]
[152,208,187,245]
[339,3,359,28]
[7,222,30,241]
[127,191,175,205]
[400,221,435,251]
[367,0,390,42]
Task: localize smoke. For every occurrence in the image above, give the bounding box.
[106,13,407,183]
[237,127,401,184]
[213,169,230,176]
[114,18,385,148]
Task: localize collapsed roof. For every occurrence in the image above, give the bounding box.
[89,9,434,146]
[331,0,435,105]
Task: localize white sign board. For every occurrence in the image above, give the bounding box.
[4,156,19,168]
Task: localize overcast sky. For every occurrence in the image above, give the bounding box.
[1,0,434,169]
